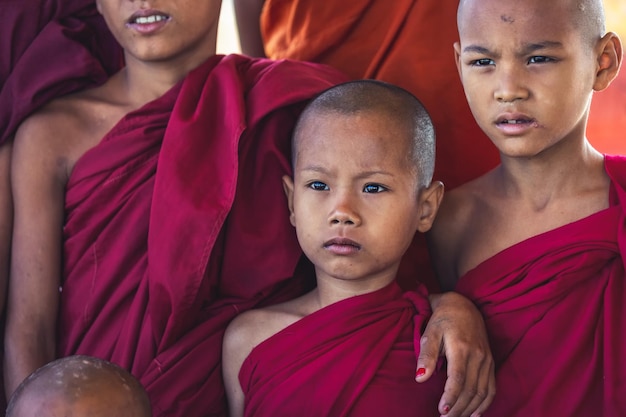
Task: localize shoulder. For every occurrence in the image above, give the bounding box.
[222,300,306,387]
[13,81,126,181]
[12,95,85,183]
[224,300,304,357]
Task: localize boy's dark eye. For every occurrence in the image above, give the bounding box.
[528,56,553,64]
[363,184,387,193]
[308,181,329,191]
[470,58,494,66]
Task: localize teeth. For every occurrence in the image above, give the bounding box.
[134,15,167,24]
[504,120,525,124]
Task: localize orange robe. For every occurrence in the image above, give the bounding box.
[261,0,499,190]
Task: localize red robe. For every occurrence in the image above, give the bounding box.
[0,0,122,144]
[455,155,626,416]
[240,282,446,416]
[56,54,346,416]
[1,5,347,415]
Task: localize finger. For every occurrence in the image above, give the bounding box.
[445,348,492,417]
[469,360,496,417]
[415,322,443,382]
[437,359,468,416]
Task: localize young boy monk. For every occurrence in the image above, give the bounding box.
[5,1,492,416]
[223,80,494,417]
[6,355,152,417]
[428,0,625,415]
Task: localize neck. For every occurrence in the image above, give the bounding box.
[495,139,606,206]
[311,270,397,310]
[118,43,217,106]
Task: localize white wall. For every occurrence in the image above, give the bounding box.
[217,0,242,55]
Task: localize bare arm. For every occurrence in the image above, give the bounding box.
[416,292,495,417]
[5,115,67,397]
[0,142,12,319]
[234,0,267,57]
[223,314,255,417]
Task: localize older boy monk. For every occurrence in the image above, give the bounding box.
[428,0,625,415]
[5,1,492,416]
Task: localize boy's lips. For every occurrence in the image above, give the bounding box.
[495,112,539,134]
[324,237,361,255]
[127,10,171,31]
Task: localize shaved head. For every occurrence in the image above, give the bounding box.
[294,80,436,188]
[7,355,152,417]
[458,0,605,46]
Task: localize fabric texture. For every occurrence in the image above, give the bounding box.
[1,6,347,415]
[0,0,122,144]
[240,281,446,417]
[455,155,626,417]
[56,54,345,416]
[260,0,499,190]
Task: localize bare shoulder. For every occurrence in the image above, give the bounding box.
[428,175,493,290]
[13,78,130,182]
[224,298,306,360]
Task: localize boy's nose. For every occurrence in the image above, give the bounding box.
[328,197,362,226]
[494,68,529,103]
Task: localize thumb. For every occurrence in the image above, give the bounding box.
[415,323,443,382]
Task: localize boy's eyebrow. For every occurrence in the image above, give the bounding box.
[520,41,564,54]
[300,166,395,178]
[462,41,564,56]
[462,45,492,55]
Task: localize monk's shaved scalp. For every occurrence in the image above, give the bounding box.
[7,355,152,417]
[294,80,436,189]
[458,0,606,46]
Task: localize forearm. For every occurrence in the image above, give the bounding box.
[234,0,267,57]
[4,319,56,396]
[0,142,12,315]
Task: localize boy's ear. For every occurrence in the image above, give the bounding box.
[416,181,444,233]
[453,42,463,80]
[282,175,297,227]
[593,32,623,92]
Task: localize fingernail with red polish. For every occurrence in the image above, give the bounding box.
[416,368,426,378]
[443,405,451,413]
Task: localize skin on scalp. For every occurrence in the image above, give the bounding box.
[458,0,606,47]
[6,355,152,417]
[292,80,436,189]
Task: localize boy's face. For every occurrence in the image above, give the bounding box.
[454,0,607,158]
[96,0,222,66]
[283,110,441,285]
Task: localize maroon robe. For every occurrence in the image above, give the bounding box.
[0,0,122,145]
[240,282,446,417]
[57,54,345,416]
[1,5,347,414]
[456,155,626,416]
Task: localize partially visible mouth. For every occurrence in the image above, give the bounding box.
[127,10,171,25]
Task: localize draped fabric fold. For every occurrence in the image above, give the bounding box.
[456,155,626,417]
[240,282,445,417]
[52,53,346,416]
[0,0,122,144]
